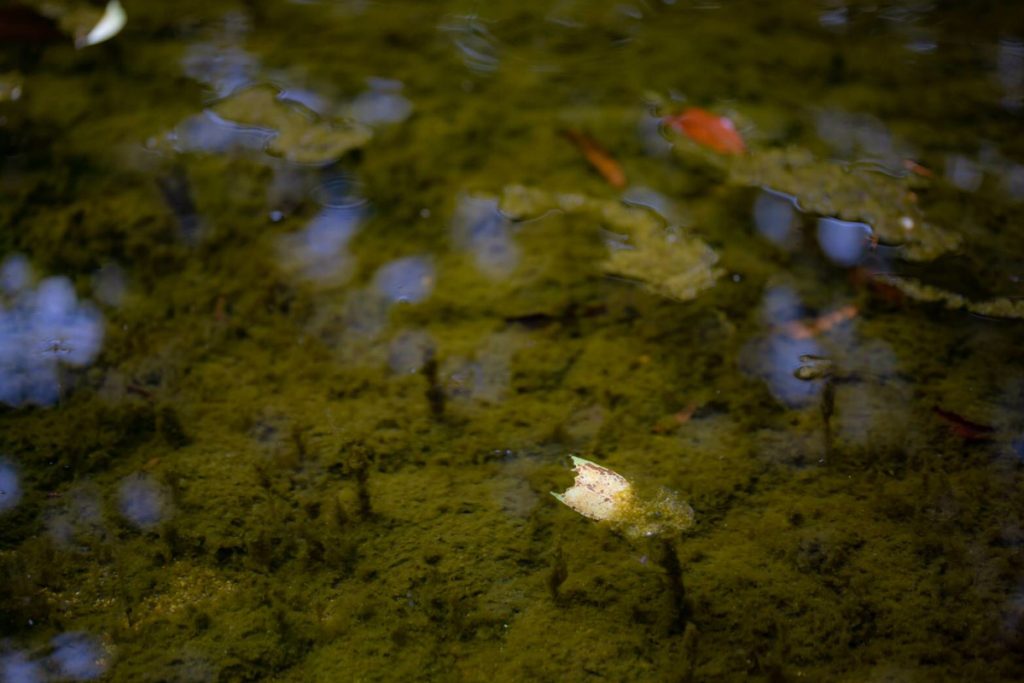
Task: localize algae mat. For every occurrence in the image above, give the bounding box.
[2,1,1024,681]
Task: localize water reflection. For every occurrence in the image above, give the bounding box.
[0,651,43,683]
[49,632,107,681]
[832,339,910,450]
[637,110,674,158]
[0,257,105,407]
[622,186,685,225]
[753,188,799,249]
[0,457,21,514]
[740,285,825,406]
[46,486,106,549]
[373,256,435,304]
[818,6,847,29]
[181,12,257,97]
[91,263,127,308]
[997,38,1024,112]
[277,204,365,285]
[440,15,501,74]
[443,332,516,405]
[945,154,984,192]
[388,329,435,375]
[117,473,168,530]
[351,78,413,127]
[814,109,910,171]
[816,217,872,266]
[451,195,519,278]
[169,111,274,156]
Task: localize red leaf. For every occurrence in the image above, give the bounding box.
[933,406,995,441]
[664,107,746,155]
[563,129,627,188]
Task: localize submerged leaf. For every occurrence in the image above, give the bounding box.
[562,128,627,188]
[212,86,372,165]
[500,185,722,302]
[727,148,960,261]
[872,274,1024,319]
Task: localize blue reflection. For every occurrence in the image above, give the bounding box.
[816,217,871,266]
[740,285,823,406]
[743,334,824,407]
[0,458,21,514]
[388,329,435,374]
[0,254,32,294]
[0,651,43,683]
[181,12,257,97]
[351,78,413,126]
[373,256,435,304]
[998,38,1024,112]
[945,154,983,192]
[759,283,804,326]
[753,189,799,248]
[49,633,107,681]
[451,196,519,278]
[91,263,127,308]
[277,88,331,116]
[637,112,673,158]
[278,204,365,285]
[623,187,683,224]
[118,473,168,529]
[440,16,501,73]
[45,486,105,549]
[0,261,105,407]
[170,111,274,155]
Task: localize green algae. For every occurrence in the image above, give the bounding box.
[210,86,372,165]
[500,185,723,302]
[873,274,1024,319]
[1,1,1024,681]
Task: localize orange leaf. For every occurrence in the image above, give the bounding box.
[562,129,627,188]
[665,107,746,155]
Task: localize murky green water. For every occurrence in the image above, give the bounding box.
[2,1,1024,680]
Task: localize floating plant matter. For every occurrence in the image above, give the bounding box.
[211,86,372,165]
[551,456,695,539]
[871,274,1024,319]
[500,185,722,302]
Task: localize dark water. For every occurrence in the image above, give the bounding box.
[2,1,1024,680]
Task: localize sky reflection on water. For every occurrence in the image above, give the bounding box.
[0,257,105,407]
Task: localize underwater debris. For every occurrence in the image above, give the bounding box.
[933,407,996,442]
[871,274,1024,319]
[727,148,960,261]
[499,185,722,302]
[551,456,695,539]
[211,86,372,165]
[77,0,124,47]
[562,129,627,188]
[664,107,746,155]
[782,304,858,340]
[0,72,23,102]
[2,0,124,47]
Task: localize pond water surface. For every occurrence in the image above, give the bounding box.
[2,1,1024,681]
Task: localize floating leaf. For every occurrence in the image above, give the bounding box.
[15,0,126,48]
[664,107,746,155]
[212,86,372,165]
[727,148,961,261]
[552,456,695,539]
[500,185,722,302]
